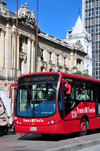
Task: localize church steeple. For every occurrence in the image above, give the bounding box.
[71,16,86,35]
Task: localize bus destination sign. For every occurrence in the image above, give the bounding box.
[18,74,59,84]
[25,76,53,82]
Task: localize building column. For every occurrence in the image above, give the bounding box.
[0,29,5,68]
[31,40,35,73]
[27,37,31,73]
[74,57,77,67]
[22,60,25,74]
[69,52,74,70]
[4,23,11,77]
[11,31,16,69]
[17,33,20,71]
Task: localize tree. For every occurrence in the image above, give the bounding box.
[71,66,93,78]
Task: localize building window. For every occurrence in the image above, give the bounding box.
[89,12,91,16]
[85,4,88,9]
[64,57,66,66]
[92,36,94,41]
[96,71,98,75]
[96,28,98,33]
[92,28,94,33]
[49,52,52,61]
[92,11,94,16]
[96,44,98,49]
[92,44,94,49]
[86,12,88,17]
[19,59,23,73]
[41,67,44,72]
[77,59,81,64]
[89,3,91,9]
[91,19,94,24]
[19,38,23,52]
[96,1,98,7]
[92,2,94,8]
[95,36,98,41]
[88,28,90,33]
[57,55,59,65]
[96,10,98,16]
[96,50,98,53]
[41,49,44,60]
[95,19,98,24]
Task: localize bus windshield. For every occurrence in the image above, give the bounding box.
[15,82,57,118]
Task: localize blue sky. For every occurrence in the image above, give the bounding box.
[5,0,82,39]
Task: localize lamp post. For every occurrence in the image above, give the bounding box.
[35,0,38,72]
[15,0,18,82]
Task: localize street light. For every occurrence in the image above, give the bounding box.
[35,0,38,72]
[15,0,18,83]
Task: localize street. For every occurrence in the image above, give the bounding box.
[0,129,100,151]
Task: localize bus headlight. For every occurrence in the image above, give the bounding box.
[51,120,56,124]
[16,120,21,125]
[47,121,50,124]
[16,120,19,124]
[19,121,21,125]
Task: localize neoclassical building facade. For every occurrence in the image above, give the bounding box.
[0,0,87,97]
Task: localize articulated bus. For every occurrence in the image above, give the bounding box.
[9,72,100,136]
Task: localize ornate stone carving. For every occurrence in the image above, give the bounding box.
[74,40,84,52]
[0,0,16,19]
[19,52,27,62]
[18,3,36,28]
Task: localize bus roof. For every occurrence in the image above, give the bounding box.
[17,72,100,83]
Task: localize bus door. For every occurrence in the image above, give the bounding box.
[95,85,100,128]
[62,78,78,134]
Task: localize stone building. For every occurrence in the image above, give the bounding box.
[0,0,86,98]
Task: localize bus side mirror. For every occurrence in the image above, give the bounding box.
[9,90,12,98]
[65,83,71,94]
[62,79,71,95]
[9,83,17,98]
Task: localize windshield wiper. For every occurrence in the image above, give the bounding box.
[25,84,32,97]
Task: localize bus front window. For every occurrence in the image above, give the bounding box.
[16,82,57,117]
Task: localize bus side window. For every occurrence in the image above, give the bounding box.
[75,81,86,100]
[86,82,93,101]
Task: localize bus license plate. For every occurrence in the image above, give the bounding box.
[30,127,37,131]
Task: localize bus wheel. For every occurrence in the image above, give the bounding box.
[80,118,87,136]
[41,134,51,137]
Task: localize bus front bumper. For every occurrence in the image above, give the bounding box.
[14,122,64,134]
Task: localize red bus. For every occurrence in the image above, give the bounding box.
[9,72,100,136]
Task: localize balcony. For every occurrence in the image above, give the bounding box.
[40,59,47,68]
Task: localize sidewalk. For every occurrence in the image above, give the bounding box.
[45,130,100,151]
